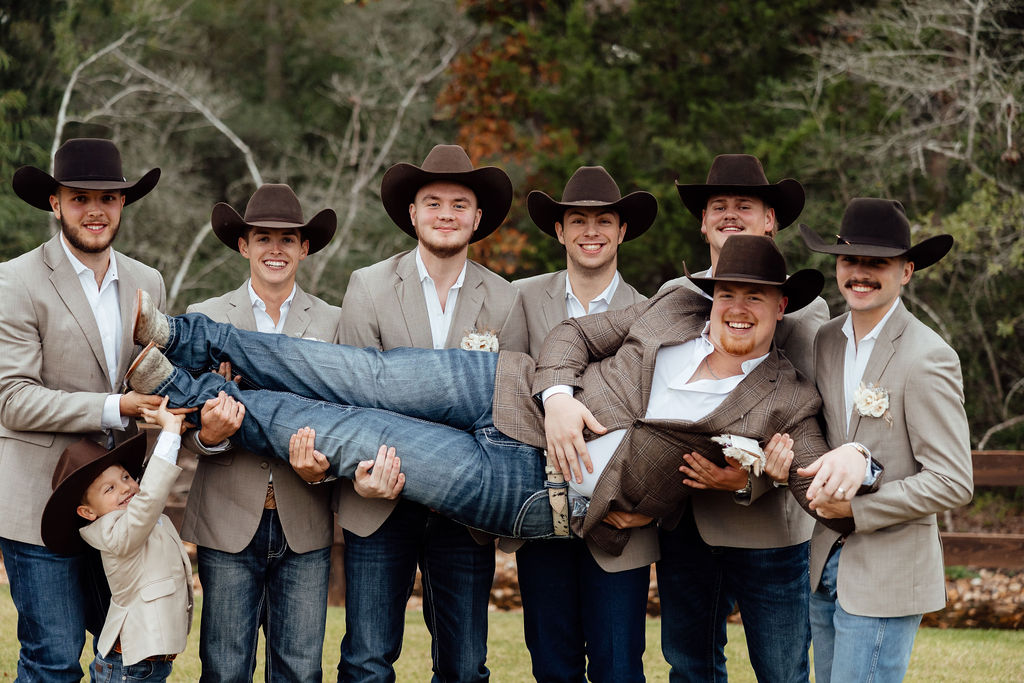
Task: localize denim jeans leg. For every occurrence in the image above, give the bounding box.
[578,547,649,683]
[263,514,330,683]
[338,507,422,683]
[91,651,172,683]
[809,545,841,683]
[164,313,499,429]
[0,537,99,682]
[517,539,588,682]
[656,514,732,683]
[419,513,493,683]
[813,546,922,683]
[726,542,810,683]
[197,541,264,682]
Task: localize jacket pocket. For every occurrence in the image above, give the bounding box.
[140,577,178,602]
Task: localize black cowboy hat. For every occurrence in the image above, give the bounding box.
[380,145,513,243]
[675,154,804,229]
[685,234,824,313]
[212,184,337,255]
[13,138,160,212]
[527,166,658,241]
[40,433,149,555]
[799,198,953,270]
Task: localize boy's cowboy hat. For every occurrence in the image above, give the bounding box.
[675,154,804,229]
[13,138,161,212]
[527,166,658,241]
[380,144,513,243]
[685,234,824,313]
[799,198,953,270]
[41,433,148,555]
[212,184,337,254]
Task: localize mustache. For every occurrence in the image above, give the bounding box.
[843,278,880,290]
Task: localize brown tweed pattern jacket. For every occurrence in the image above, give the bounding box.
[493,286,847,555]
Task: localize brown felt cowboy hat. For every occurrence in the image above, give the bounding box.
[40,433,148,556]
[685,234,823,313]
[799,198,953,270]
[12,138,161,212]
[212,184,337,255]
[675,154,805,229]
[527,166,658,241]
[380,144,513,243]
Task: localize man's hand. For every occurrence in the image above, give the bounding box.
[809,497,853,519]
[602,511,653,529]
[197,391,245,446]
[353,445,405,500]
[288,427,330,483]
[797,443,867,503]
[763,432,794,484]
[680,451,748,491]
[214,361,241,383]
[543,392,607,484]
[120,392,167,417]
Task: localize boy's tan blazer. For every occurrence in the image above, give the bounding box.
[0,234,165,545]
[81,456,194,666]
[180,283,339,553]
[334,250,528,537]
[502,269,657,571]
[810,301,973,617]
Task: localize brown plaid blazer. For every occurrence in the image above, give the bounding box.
[493,285,849,555]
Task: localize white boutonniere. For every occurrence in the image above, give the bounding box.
[711,434,765,476]
[854,382,893,426]
[460,329,499,352]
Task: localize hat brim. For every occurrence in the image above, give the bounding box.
[41,433,149,556]
[799,224,953,271]
[212,204,338,255]
[13,166,161,212]
[675,178,805,230]
[527,190,658,241]
[380,164,513,243]
[684,266,824,314]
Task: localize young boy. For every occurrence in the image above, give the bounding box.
[41,397,194,681]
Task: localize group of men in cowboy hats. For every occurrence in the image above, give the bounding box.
[1,136,971,683]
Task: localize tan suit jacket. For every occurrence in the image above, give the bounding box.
[335,250,528,537]
[180,283,338,553]
[810,301,973,617]
[491,287,841,556]
[503,269,658,571]
[660,271,829,547]
[0,234,165,545]
[81,456,194,666]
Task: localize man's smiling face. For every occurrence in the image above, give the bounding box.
[702,194,775,264]
[709,281,785,359]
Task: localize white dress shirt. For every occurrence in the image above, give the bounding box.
[415,247,467,349]
[565,271,620,318]
[842,297,901,431]
[248,280,296,334]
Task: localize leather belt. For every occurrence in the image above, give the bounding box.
[544,452,569,536]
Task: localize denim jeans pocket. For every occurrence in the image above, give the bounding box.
[513,490,555,538]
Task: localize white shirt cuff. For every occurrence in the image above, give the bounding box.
[102,394,130,431]
[541,385,574,405]
[152,431,182,466]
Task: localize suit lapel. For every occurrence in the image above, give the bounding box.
[43,237,110,387]
[115,254,140,378]
[282,287,312,338]
[226,284,259,331]
[691,352,783,432]
[446,264,485,348]
[542,272,569,333]
[395,252,433,348]
[851,302,909,442]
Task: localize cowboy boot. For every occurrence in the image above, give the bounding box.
[124,342,173,394]
[132,289,169,347]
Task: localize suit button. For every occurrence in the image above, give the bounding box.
[260,462,269,470]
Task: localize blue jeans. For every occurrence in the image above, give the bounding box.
[516,538,649,683]
[155,313,554,539]
[90,651,172,682]
[197,509,329,683]
[0,537,109,682]
[339,501,492,683]
[656,509,810,682]
[809,545,922,683]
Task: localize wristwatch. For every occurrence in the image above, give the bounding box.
[735,472,752,496]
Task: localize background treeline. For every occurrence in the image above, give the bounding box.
[1,0,1022,448]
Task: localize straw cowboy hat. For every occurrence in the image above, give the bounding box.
[380,144,513,243]
[685,234,824,313]
[211,183,337,254]
[527,165,658,241]
[40,433,149,555]
[799,198,953,270]
[13,138,160,212]
[675,154,805,229]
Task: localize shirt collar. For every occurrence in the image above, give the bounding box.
[415,247,467,288]
[841,297,901,343]
[564,270,620,308]
[59,235,118,285]
[247,279,297,312]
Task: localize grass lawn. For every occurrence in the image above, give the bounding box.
[2,586,1022,680]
